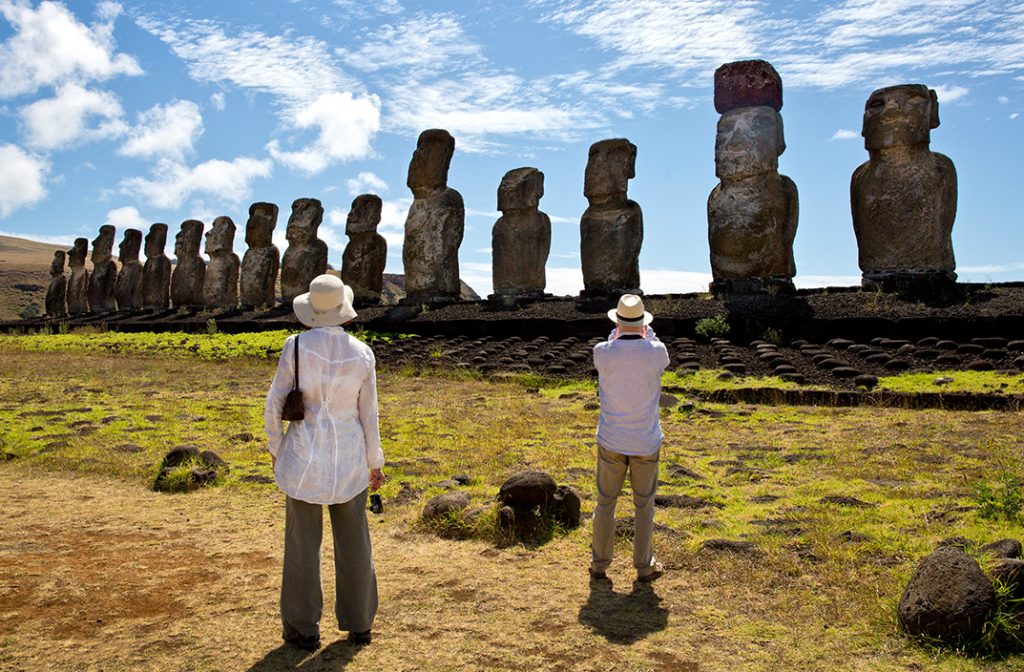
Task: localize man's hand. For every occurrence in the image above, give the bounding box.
[369,468,385,492]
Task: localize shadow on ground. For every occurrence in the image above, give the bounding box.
[246,640,362,671]
[577,579,669,644]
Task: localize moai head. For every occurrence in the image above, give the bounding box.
[175,220,203,258]
[715,107,785,180]
[346,194,383,235]
[119,229,142,264]
[50,250,66,277]
[714,59,783,114]
[862,84,939,151]
[498,167,544,211]
[285,198,323,245]
[407,129,455,196]
[91,225,115,264]
[246,202,278,247]
[145,224,168,259]
[584,139,636,201]
[205,216,235,255]
[68,238,88,268]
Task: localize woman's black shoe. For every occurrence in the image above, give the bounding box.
[283,631,321,651]
[348,630,372,645]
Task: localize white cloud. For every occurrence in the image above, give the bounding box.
[267,91,381,174]
[466,208,500,219]
[830,128,859,141]
[120,156,272,209]
[209,91,225,110]
[0,228,73,245]
[338,13,482,74]
[933,84,969,103]
[19,82,126,150]
[102,205,147,230]
[998,95,1010,104]
[118,100,203,161]
[379,197,411,248]
[0,0,141,98]
[332,0,403,18]
[346,171,388,196]
[1011,112,1020,120]
[548,215,578,225]
[0,143,48,217]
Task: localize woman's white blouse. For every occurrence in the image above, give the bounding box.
[264,327,384,505]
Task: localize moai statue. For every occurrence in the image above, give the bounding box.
[45,251,67,317]
[87,225,117,313]
[341,194,387,305]
[203,216,240,309]
[491,167,550,300]
[142,224,171,310]
[66,238,90,315]
[240,202,280,308]
[851,84,957,292]
[580,139,642,298]
[707,59,798,296]
[402,129,465,303]
[114,229,144,311]
[170,220,205,309]
[280,198,328,303]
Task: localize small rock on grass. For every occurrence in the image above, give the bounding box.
[698,539,758,554]
[898,546,996,644]
[819,495,874,508]
[422,491,471,521]
[498,470,557,507]
[659,393,680,408]
[989,559,1024,600]
[654,494,723,509]
[981,538,1022,559]
[934,376,954,386]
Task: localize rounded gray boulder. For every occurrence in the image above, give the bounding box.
[898,546,996,643]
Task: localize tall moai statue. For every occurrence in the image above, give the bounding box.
[114,229,144,311]
[342,194,387,305]
[707,59,798,295]
[280,198,328,303]
[491,167,550,300]
[580,139,642,298]
[87,225,117,313]
[170,220,205,309]
[203,216,240,309]
[66,238,90,315]
[402,129,465,303]
[240,202,280,309]
[142,223,171,310]
[45,251,67,317]
[852,84,957,292]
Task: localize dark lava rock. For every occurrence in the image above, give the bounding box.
[832,366,861,379]
[190,467,217,485]
[898,546,996,644]
[966,358,994,371]
[917,337,940,348]
[980,538,1022,559]
[723,363,747,374]
[231,432,255,442]
[614,517,682,539]
[551,485,582,529]
[936,354,961,366]
[972,337,1008,349]
[422,491,471,521]
[936,340,958,351]
[884,358,912,371]
[432,479,459,490]
[198,450,228,471]
[654,494,723,509]
[162,445,199,468]
[839,530,872,542]
[749,494,780,503]
[659,393,680,408]
[714,59,783,113]
[452,473,472,485]
[854,374,878,388]
[827,338,855,350]
[498,470,557,507]
[774,364,797,375]
[113,443,144,453]
[240,474,274,484]
[498,505,516,530]
[699,539,758,554]
[957,343,984,355]
[1007,340,1024,352]
[666,463,703,480]
[780,372,805,384]
[819,495,874,508]
[990,559,1024,600]
[717,372,735,381]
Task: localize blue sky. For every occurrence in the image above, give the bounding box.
[0,0,1022,296]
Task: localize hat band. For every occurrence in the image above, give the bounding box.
[615,312,644,324]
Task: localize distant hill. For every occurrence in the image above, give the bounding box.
[0,234,479,321]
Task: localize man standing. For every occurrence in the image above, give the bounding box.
[590,294,670,582]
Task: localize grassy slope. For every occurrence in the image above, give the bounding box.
[0,234,69,321]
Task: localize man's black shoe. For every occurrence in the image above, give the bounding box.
[283,631,320,651]
[348,630,372,645]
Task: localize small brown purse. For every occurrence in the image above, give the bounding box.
[281,334,304,421]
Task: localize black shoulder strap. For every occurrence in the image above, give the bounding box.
[292,333,300,391]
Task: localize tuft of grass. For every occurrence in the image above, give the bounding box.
[694,315,730,341]
[878,370,1024,395]
[973,473,1024,524]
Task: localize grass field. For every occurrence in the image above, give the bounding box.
[1,333,1022,671]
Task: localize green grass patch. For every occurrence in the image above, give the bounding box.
[877,370,1024,394]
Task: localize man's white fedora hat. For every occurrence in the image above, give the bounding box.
[607,293,653,326]
[293,274,357,328]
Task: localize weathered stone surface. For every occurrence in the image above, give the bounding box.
[981,538,1022,559]
[66,238,90,315]
[280,198,328,303]
[342,194,387,304]
[87,225,117,313]
[114,229,143,311]
[240,202,280,308]
[498,470,557,507]
[492,167,550,297]
[422,491,471,521]
[990,558,1024,601]
[898,546,996,643]
[170,220,205,309]
[403,129,464,302]
[551,484,581,529]
[142,224,171,310]
[45,250,67,317]
[580,138,642,296]
[714,59,783,114]
[203,216,239,309]
[852,85,957,288]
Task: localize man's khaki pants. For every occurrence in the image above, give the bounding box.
[281,490,378,638]
[591,445,660,577]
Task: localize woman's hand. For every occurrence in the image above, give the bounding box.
[369,468,385,491]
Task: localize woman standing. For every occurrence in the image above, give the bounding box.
[264,274,385,650]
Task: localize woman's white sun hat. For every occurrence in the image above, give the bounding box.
[607,293,653,327]
[293,274,357,328]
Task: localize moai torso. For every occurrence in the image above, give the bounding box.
[492,167,550,297]
[66,238,90,315]
[114,229,144,311]
[87,225,118,313]
[45,251,67,317]
[402,129,465,301]
[240,202,280,308]
[280,199,328,303]
[342,194,387,304]
[707,60,798,285]
[580,139,642,296]
[851,85,957,277]
[170,220,205,308]
[142,224,171,310]
[203,216,240,309]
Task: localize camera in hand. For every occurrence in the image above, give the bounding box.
[369,493,384,514]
